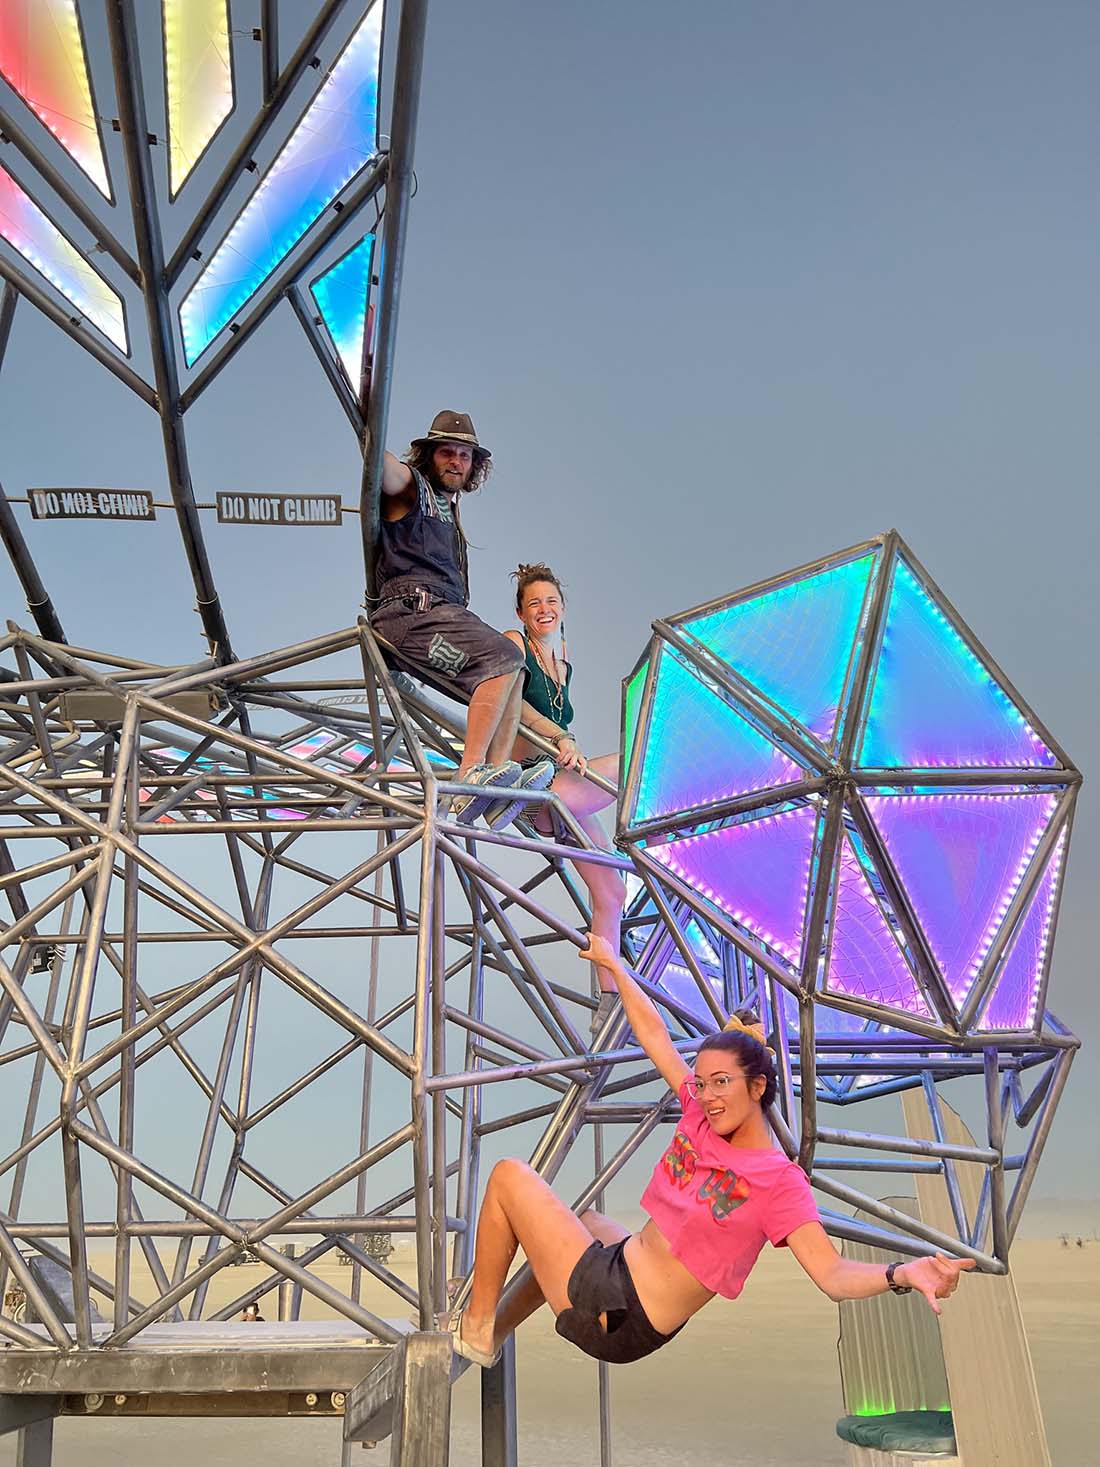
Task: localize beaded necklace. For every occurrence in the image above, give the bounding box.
[526,633,566,722]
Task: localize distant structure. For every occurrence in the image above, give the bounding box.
[0,4,1082,1467]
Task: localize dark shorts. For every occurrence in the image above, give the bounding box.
[554,1238,683,1365]
[371,597,523,699]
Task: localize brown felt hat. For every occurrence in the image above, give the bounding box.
[410,410,491,459]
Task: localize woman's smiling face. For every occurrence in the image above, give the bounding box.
[692,1050,767,1138]
[520,581,564,639]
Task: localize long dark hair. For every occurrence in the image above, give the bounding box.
[697,1014,777,1109]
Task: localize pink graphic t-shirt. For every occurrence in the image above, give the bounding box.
[640,1079,819,1300]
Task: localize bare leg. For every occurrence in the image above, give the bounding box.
[459,670,521,776]
[486,674,523,767]
[459,1159,614,1359]
[492,1209,629,1347]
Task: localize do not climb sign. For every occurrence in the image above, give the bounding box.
[28,488,155,521]
[216,492,342,527]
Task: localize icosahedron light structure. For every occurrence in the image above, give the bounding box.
[619,531,1079,1042]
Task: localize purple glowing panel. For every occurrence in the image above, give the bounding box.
[682,553,876,747]
[649,805,817,967]
[179,0,383,365]
[866,792,1057,1009]
[310,233,374,386]
[979,831,1065,1032]
[0,166,127,350]
[655,963,723,1025]
[858,561,1057,769]
[825,835,930,1017]
[630,648,801,825]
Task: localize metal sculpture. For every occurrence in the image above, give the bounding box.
[0,3,1082,1464]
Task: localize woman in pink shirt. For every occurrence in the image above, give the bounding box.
[451,933,974,1367]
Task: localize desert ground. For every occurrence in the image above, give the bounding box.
[1,1236,1097,1465]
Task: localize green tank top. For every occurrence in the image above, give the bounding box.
[521,636,574,732]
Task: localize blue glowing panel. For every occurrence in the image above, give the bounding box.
[0,166,127,350]
[629,648,802,826]
[179,1,383,366]
[649,806,817,968]
[979,831,1065,1032]
[310,233,374,386]
[655,963,724,1025]
[858,561,1057,769]
[825,834,931,1017]
[682,553,876,747]
[866,792,1057,1010]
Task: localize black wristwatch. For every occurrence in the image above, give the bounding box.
[885,1261,912,1295]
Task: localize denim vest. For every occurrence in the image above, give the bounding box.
[376,469,468,606]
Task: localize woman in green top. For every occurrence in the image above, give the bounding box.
[504,564,625,1024]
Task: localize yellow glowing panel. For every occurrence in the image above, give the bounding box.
[0,0,111,198]
[162,0,234,198]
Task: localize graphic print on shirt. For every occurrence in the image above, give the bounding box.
[662,1130,751,1220]
[698,1169,751,1221]
[662,1130,699,1187]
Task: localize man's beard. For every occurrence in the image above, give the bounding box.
[426,464,471,496]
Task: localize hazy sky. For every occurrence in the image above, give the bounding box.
[0,0,1097,1202]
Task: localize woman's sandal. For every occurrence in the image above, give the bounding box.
[446,1305,501,1369]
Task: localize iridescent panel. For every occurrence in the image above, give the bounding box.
[179,1,384,366]
[654,962,724,1025]
[649,806,817,967]
[683,553,876,746]
[825,834,930,1017]
[629,648,801,826]
[979,831,1065,1032]
[0,0,110,197]
[858,561,1057,769]
[310,233,374,386]
[0,166,127,350]
[866,792,1057,1009]
[163,0,234,197]
[622,656,649,786]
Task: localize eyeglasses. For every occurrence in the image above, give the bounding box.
[691,1073,746,1098]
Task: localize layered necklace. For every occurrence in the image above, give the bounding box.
[526,633,566,722]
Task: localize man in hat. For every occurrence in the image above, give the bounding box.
[371,411,554,823]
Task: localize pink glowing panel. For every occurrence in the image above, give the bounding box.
[163,0,234,197]
[866,792,1057,1010]
[825,835,931,1017]
[979,831,1065,1032]
[682,553,876,747]
[629,647,802,826]
[858,561,1057,770]
[287,732,335,759]
[0,166,127,350]
[0,0,111,197]
[649,805,817,967]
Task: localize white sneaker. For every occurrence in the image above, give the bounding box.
[485,756,556,831]
[449,762,521,824]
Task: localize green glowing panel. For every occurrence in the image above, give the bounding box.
[682,552,876,748]
[163,0,234,197]
[0,0,111,197]
[622,656,649,787]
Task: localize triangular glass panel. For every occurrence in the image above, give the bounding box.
[0,0,111,197]
[824,833,931,1017]
[164,0,235,197]
[681,552,876,747]
[310,234,375,387]
[622,654,649,785]
[0,166,127,350]
[628,647,802,827]
[648,805,817,968]
[179,1,384,365]
[858,560,1057,769]
[865,791,1058,1011]
[978,830,1066,1032]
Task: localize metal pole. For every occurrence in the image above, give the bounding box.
[104,0,234,662]
[361,0,430,598]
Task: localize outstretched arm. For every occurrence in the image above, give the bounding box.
[579,933,691,1093]
[786,1221,975,1314]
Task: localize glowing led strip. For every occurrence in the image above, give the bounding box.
[0,0,111,197]
[0,165,127,350]
[163,0,234,197]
